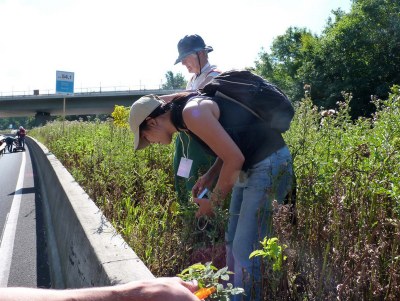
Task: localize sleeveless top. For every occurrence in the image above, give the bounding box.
[171,95,286,171]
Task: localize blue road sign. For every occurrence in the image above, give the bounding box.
[56,71,74,94]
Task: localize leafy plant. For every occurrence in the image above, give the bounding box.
[250,237,287,272]
[178,262,244,301]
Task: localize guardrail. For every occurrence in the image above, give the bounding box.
[27,136,154,288]
[0,83,167,98]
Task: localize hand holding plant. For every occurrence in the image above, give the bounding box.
[178,262,244,301]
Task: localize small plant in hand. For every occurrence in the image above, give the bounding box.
[178,262,244,300]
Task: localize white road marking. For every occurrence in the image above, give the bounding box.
[0,152,26,287]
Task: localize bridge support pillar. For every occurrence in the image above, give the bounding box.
[35,112,52,126]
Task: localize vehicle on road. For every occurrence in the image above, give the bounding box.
[13,136,25,152]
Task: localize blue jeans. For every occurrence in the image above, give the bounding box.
[226,146,293,301]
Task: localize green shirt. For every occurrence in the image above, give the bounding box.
[173,133,215,203]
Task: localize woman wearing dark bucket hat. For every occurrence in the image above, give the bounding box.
[171,34,221,204]
[129,92,293,301]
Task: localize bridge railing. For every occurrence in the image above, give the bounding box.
[0,83,169,98]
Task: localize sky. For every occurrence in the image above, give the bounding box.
[0,0,352,95]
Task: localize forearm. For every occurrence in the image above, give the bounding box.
[211,162,241,205]
[0,278,198,301]
[0,286,117,301]
[159,92,190,103]
[159,94,176,103]
[192,158,222,197]
[206,157,223,182]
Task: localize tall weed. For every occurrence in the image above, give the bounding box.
[31,117,223,276]
[29,87,400,300]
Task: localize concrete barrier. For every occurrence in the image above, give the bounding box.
[27,136,154,288]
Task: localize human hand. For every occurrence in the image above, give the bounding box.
[0,277,199,301]
[193,197,214,218]
[121,277,199,301]
[192,179,206,199]
[192,174,213,198]
[153,277,200,301]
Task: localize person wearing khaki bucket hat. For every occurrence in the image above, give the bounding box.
[172,34,221,205]
[129,95,166,150]
[129,90,293,301]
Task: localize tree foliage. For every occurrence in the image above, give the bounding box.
[255,27,317,103]
[162,71,187,89]
[0,117,35,130]
[254,0,400,118]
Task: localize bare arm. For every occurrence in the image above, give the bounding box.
[158,94,179,103]
[0,278,198,301]
[192,157,223,198]
[159,91,196,103]
[183,98,244,213]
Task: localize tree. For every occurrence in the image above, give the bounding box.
[254,27,317,102]
[162,71,187,90]
[310,0,400,116]
[0,117,35,130]
[254,0,400,118]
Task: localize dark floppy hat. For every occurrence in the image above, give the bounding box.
[174,34,213,65]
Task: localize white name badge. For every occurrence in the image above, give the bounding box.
[177,157,193,178]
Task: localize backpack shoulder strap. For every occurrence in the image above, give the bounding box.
[206,68,222,77]
[215,90,262,120]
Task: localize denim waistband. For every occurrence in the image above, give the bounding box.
[238,146,291,183]
[251,145,291,168]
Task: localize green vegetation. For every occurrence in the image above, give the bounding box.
[249,237,287,273]
[5,1,399,128]
[255,0,400,118]
[30,115,225,276]
[162,70,187,89]
[29,86,400,300]
[24,1,400,299]
[178,262,244,301]
[0,116,35,130]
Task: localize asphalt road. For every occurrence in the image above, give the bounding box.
[0,140,50,288]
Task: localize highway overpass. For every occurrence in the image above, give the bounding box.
[0,89,183,118]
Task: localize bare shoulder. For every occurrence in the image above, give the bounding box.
[183,97,219,121]
[185,96,214,107]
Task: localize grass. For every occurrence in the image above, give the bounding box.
[29,87,400,300]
